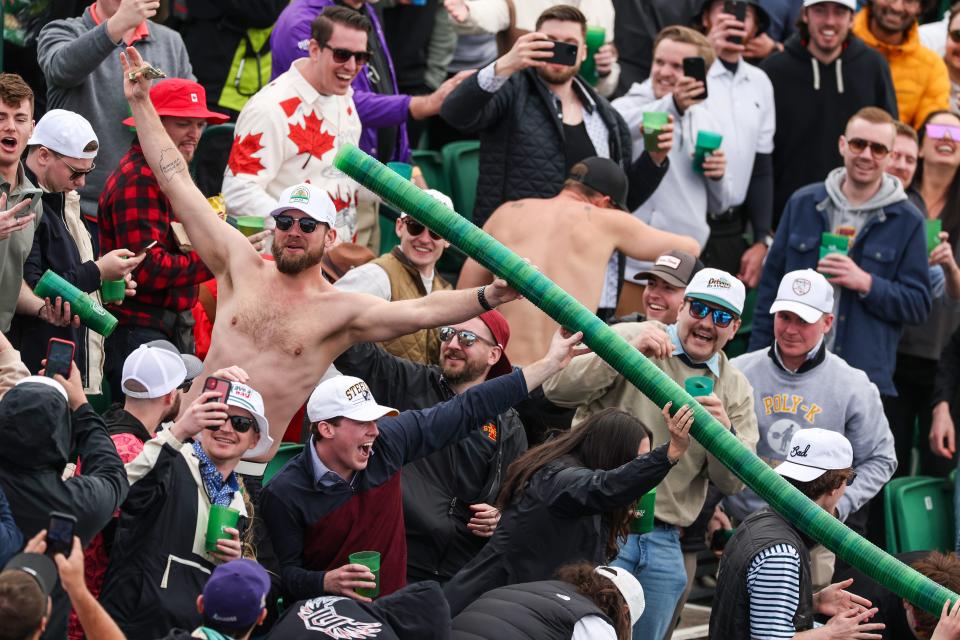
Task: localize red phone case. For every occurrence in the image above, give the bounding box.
[204,376,231,403]
[45,338,75,379]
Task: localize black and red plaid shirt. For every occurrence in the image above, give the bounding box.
[98,144,213,333]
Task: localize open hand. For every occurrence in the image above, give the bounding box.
[932,599,960,640]
[815,578,873,617]
[0,193,34,240]
[119,46,154,102]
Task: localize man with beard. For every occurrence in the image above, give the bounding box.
[98,77,230,396]
[333,310,526,584]
[121,46,522,481]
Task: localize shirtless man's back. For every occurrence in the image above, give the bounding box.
[122,48,518,462]
[459,162,699,365]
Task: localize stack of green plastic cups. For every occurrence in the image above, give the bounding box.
[34,270,119,337]
[333,143,959,615]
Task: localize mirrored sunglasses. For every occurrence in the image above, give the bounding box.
[439,326,497,348]
[687,299,736,328]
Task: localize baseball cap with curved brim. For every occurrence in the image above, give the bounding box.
[121,78,229,126]
[307,376,398,423]
[224,383,273,460]
[595,565,646,624]
[769,269,834,324]
[775,428,853,482]
[693,0,771,35]
[477,309,513,379]
[268,183,338,229]
[15,376,68,403]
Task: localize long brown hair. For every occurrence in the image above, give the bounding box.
[555,562,632,640]
[496,408,651,559]
[915,109,960,252]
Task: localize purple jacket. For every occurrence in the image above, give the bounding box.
[270,0,412,162]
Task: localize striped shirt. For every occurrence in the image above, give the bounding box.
[747,543,802,638]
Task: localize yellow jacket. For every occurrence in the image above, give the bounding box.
[852,9,949,128]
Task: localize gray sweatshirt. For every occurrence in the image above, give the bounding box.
[725,345,897,522]
[37,9,194,217]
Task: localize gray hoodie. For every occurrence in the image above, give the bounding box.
[821,168,907,348]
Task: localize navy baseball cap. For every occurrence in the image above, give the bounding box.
[202,559,270,629]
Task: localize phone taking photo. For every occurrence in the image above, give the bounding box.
[46,511,77,558]
[546,39,579,67]
[45,338,75,380]
[204,376,231,404]
[723,0,748,45]
[682,57,708,100]
[135,239,159,257]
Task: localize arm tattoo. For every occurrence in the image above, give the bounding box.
[158,148,187,183]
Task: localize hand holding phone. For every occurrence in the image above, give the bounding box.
[44,338,75,380]
[682,57,708,101]
[204,376,232,407]
[722,0,748,45]
[545,39,579,66]
[46,512,77,558]
[135,240,159,257]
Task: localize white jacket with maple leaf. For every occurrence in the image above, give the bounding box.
[222,60,363,241]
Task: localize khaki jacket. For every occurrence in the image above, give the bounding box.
[543,321,759,526]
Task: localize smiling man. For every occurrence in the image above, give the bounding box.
[750,106,931,401]
[334,190,453,365]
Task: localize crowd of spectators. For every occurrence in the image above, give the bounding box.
[5,0,960,638]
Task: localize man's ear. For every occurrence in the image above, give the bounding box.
[315,420,337,440]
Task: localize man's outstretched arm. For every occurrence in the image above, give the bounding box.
[120,46,258,278]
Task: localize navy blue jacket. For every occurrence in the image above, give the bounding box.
[261,369,530,601]
[748,182,931,396]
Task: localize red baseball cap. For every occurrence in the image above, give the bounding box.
[478,310,513,379]
[122,78,229,126]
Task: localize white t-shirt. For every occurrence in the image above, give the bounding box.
[333,262,436,300]
[572,615,618,640]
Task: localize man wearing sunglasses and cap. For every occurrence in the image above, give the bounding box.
[333,309,527,585]
[99,371,274,638]
[750,106,931,403]
[710,429,886,639]
[99,77,230,398]
[544,267,759,639]
[335,189,454,365]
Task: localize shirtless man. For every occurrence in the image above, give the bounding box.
[120,47,520,467]
[459,157,700,365]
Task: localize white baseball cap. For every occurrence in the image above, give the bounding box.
[803,0,856,11]
[595,565,645,624]
[268,183,337,228]
[684,268,746,316]
[122,344,189,399]
[27,109,99,160]
[775,428,853,482]
[307,376,398,423]
[400,189,454,218]
[770,269,834,323]
[15,376,67,403]
[223,382,273,459]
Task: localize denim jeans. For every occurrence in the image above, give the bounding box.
[612,527,688,640]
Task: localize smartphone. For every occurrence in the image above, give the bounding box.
[203,376,231,405]
[46,511,77,557]
[135,240,159,257]
[45,338,75,380]
[682,57,708,100]
[723,0,748,45]
[546,39,579,66]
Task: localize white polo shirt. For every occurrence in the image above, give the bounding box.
[702,58,776,208]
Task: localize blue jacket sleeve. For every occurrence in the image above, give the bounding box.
[375,369,529,470]
[859,215,932,325]
[749,205,791,351]
[0,486,23,568]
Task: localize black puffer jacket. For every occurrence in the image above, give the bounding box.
[440,68,667,227]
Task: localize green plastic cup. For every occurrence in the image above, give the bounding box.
[631,489,657,534]
[579,25,607,86]
[205,505,240,553]
[685,375,715,397]
[349,551,381,598]
[100,279,126,304]
[927,219,943,255]
[643,112,669,153]
[235,216,265,238]
[819,232,850,278]
[386,162,413,181]
[34,270,119,337]
[693,130,723,174]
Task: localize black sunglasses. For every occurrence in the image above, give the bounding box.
[402,217,441,240]
[845,137,890,158]
[687,299,736,328]
[52,150,95,181]
[177,378,193,393]
[321,44,371,65]
[207,415,259,434]
[439,326,497,348]
[273,214,320,234]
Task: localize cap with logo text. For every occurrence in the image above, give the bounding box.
[775,428,853,482]
[269,183,337,229]
[307,375,399,423]
[224,382,273,459]
[635,250,704,287]
[770,269,834,323]
[684,268,745,316]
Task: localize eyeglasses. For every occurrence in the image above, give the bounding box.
[207,415,259,434]
[321,44,371,65]
[177,378,193,393]
[272,214,320,234]
[925,123,960,142]
[439,326,498,348]
[845,137,890,158]
[52,151,95,181]
[949,29,960,43]
[402,217,441,240]
[687,299,736,328]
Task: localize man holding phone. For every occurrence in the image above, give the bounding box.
[612,26,734,314]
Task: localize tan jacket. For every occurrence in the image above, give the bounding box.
[543,321,759,526]
[0,346,30,400]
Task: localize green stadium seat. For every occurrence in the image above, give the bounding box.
[411,149,449,196]
[441,140,480,222]
[263,443,304,486]
[723,288,758,359]
[884,476,955,554]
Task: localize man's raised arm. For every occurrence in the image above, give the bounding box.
[120,47,256,277]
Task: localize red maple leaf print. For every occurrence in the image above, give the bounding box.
[279,96,301,118]
[288,112,336,165]
[329,192,351,212]
[227,132,265,176]
[347,105,353,116]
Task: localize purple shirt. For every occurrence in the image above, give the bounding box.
[270,0,412,162]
